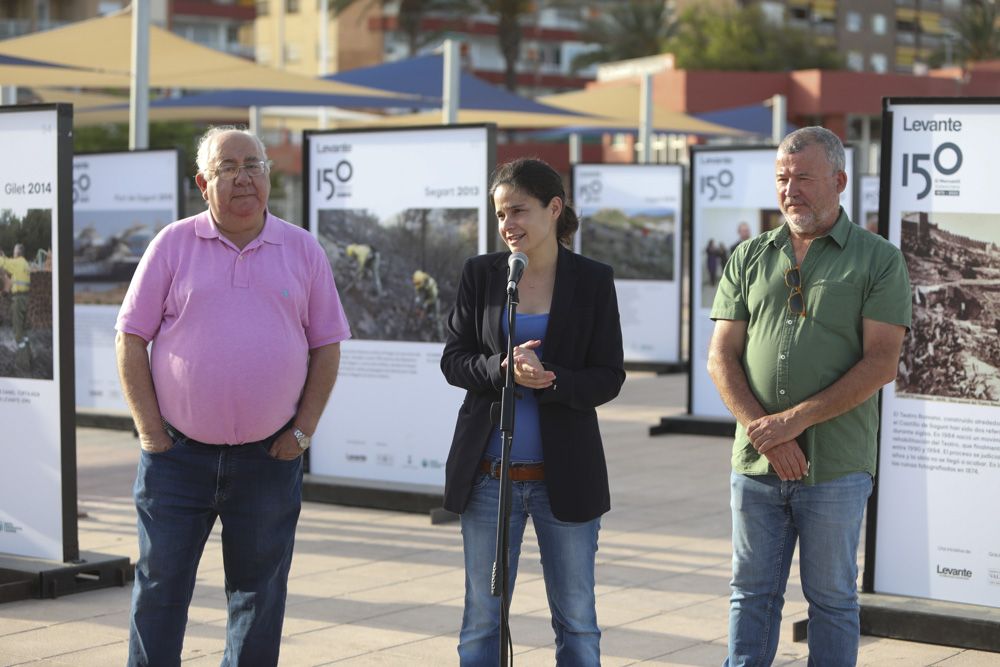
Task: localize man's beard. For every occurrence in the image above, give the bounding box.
[782,200,839,236]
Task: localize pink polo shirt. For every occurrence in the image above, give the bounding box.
[116,211,351,444]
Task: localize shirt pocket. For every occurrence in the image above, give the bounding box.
[809,280,862,337]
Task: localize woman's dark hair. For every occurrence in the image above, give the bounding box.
[489,157,579,247]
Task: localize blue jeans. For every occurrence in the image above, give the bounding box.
[459,473,601,666]
[726,471,873,667]
[127,435,303,667]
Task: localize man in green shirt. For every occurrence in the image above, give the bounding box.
[708,127,911,666]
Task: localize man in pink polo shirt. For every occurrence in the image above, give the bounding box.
[116,126,351,666]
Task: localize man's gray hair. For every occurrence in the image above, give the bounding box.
[195,126,269,175]
[777,126,845,174]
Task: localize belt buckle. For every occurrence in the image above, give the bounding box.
[490,459,501,478]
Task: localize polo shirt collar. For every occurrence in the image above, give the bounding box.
[767,206,852,249]
[194,209,284,245]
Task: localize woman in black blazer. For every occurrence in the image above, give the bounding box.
[440,158,625,666]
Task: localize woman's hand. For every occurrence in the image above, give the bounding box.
[501,339,556,389]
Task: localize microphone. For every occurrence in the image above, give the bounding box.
[506,252,528,293]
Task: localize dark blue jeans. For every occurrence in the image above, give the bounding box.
[127,435,303,667]
[726,471,873,667]
[459,474,601,666]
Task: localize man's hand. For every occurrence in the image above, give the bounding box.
[762,440,809,481]
[746,412,806,455]
[268,429,304,460]
[139,428,174,454]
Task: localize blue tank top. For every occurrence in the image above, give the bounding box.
[485,311,549,463]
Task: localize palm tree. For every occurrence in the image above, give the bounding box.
[571,0,677,73]
[331,0,473,57]
[475,0,534,91]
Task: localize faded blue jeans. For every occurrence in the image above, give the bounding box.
[726,471,873,667]
[459,473,602,666]
[127,434,302,667]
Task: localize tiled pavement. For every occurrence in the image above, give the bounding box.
[1,372,997,665]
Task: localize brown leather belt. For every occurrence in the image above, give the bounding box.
[479,460,545,481]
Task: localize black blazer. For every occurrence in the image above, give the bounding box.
[440,245,625,522]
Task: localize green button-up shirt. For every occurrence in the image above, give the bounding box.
[711,209,911,484]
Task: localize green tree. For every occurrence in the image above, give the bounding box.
[73,122,205,180]
[664,5,844,71]
[571,0,677,73]
[942,0,1000,65]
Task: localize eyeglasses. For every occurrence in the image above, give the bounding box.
[785,265,806,317]
[208,160,270,181]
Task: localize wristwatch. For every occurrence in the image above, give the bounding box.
[292,427,312,451]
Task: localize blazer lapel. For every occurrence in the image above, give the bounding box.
[483,254,508,354]
[543,246,576,359]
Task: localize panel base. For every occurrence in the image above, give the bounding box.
[303,474,444,516]
[649,414,735,438]
[623,361,687,375]
[0,551,132,603]
[75,410,134,431]
[789,593,1000,652]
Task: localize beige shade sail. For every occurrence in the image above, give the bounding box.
[0,12,411,98]
[335,108,619,130]
[338,84,747,135]
[28,88,250,125]
[540,83,748,136]
[0,63,130,87]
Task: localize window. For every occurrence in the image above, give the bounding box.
[872,14,887,34]
[286,0,299,12]
[846,11,862,32]
[847,51,865,71]
[871,53,889,73]
[256,0,269,15]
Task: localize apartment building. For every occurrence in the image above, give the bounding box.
[0,0,255,58]
[253,0,601,93]
[682,0,969,74]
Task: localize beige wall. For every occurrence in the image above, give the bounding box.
[255,0,383,76]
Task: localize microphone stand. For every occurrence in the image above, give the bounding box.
[492,282,519,667]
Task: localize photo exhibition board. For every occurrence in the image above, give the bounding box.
[0,105,74,561]
[873,99,1000,608]
[73,150,180,411]
[859,174,880,235]
[305,125,493,489]
[572,164,684,365]
[689,146,855,419]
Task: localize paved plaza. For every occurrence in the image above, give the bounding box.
[1,372,997,665]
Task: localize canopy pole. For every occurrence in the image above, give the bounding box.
[638,73,653,164]
[442,40,460,125]
[249,106,262,136]
[129,0,150,150]
[771,93,787,144]
[318,0,330,129]
[569,132,582,165]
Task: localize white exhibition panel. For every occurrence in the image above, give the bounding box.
[306,126,490,489]
[874,101,1000,608]
[0,107,64,560]
[573,164,683,364]
[859,174,880,233]
[690,147,855,419]
[73,150,179,411]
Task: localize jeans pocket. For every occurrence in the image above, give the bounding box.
[471,472,492,490]
[141,435,180,456]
